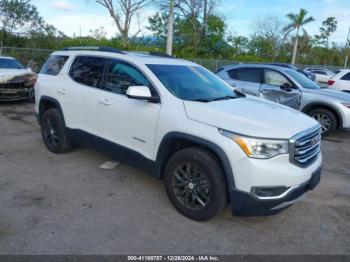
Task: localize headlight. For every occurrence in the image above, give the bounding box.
[219,129,289,159]
[342,103,350,109]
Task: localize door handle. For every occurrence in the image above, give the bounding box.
[99,98,111,106]
[57,88,66,95]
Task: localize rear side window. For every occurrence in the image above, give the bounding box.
[40,55,69,75]
[229,68,261,83]
[69,56,105,88]
[341,73,350,81]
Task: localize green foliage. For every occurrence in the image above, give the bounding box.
[1,1,348,68]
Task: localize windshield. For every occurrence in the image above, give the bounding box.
[0,58,25,69]
[147,64,237,101]
[287,69,320,89]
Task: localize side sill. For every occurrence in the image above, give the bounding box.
[66,128,157,177]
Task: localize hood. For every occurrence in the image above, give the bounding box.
[303,88,350,102]
[184,97,318,139]
[0,68,36,84]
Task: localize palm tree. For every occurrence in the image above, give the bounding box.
[284,8,315,64]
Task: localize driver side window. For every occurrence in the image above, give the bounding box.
[265,70,291,86]
[105,60,151,95]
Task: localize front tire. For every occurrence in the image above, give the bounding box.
[164,148,228,221]
[308,108,337,137]
[41,108,72,153]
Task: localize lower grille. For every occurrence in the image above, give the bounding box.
[290,125,322,167]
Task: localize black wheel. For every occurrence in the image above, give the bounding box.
[308,108,337,137]
[164,148,228,221]
[41,108,72,153]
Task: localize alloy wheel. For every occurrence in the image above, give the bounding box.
[43,117,59,146]
[312,113,331,133]
[171,162,211,211]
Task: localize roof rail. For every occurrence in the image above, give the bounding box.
[149,52,174,58]
[60,46,124,54]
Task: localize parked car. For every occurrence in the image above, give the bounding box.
[304,68,335,86]
[268,63,316,81]
[216,64,350,136]
[0,56,37,102]
[328,69,350,93]
[35,47,322,221]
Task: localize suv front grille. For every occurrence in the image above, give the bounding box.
[290,125,321,167]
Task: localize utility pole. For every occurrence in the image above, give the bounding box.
[166,0,174,56]
[344,24,350,68]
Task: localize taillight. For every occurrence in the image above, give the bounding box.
[328,80,335,86]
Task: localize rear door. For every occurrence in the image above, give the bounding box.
[260,68,301,109]
[227,67,262,96]
[64,55,106,134]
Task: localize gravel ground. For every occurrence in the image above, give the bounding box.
[0,101,349,255]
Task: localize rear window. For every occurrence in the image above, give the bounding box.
[341,72,350,81]
[40,55,69,76]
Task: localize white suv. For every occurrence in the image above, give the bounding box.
[34,47,322,221]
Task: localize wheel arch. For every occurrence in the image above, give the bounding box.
[39,96,65,125]
[301,102,343,128]
[154,132,236,191]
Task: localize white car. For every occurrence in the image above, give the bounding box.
[328,69,350,93]
[34,47,322,221]
[0,56,36,101]
[305,68,335,87]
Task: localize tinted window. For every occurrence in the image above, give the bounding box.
[341,73,350,81]
[229,68,260,83]
[147,64,237,101]
[40,55,68,75]
[105,60,151,95]
[0,58,25,69]
[229,68,261,83]
[265,69,291,86]
[69,56,105,88]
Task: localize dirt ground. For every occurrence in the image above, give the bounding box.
[0,101,349,255]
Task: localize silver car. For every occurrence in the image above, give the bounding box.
[216,64,350,136]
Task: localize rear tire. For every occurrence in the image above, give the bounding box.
[41,108,72,153]
[308,108,337,137]
[164,147,228,221]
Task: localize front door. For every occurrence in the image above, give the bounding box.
[96,59,161,160]
[260,69,302,109]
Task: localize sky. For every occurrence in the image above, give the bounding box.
[31,0,350,45]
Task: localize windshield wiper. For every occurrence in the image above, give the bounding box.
[212,95,237,101]
[189,98,213,102]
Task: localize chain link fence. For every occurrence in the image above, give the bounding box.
[1,46,348,73]
[1,47,53,72]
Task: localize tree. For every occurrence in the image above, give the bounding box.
[251,16,285,61]
[315,17,337,48]
[166,0,174,55]
[95,0,153,47]
[90,26,108,40]
[284,8,315,64]
[0,0,45,53]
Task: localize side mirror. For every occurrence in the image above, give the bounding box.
[126,86,159,103]
[280,83,293,92]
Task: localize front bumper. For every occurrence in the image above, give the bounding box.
[0,86,34,101]
[229,167,321,216]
